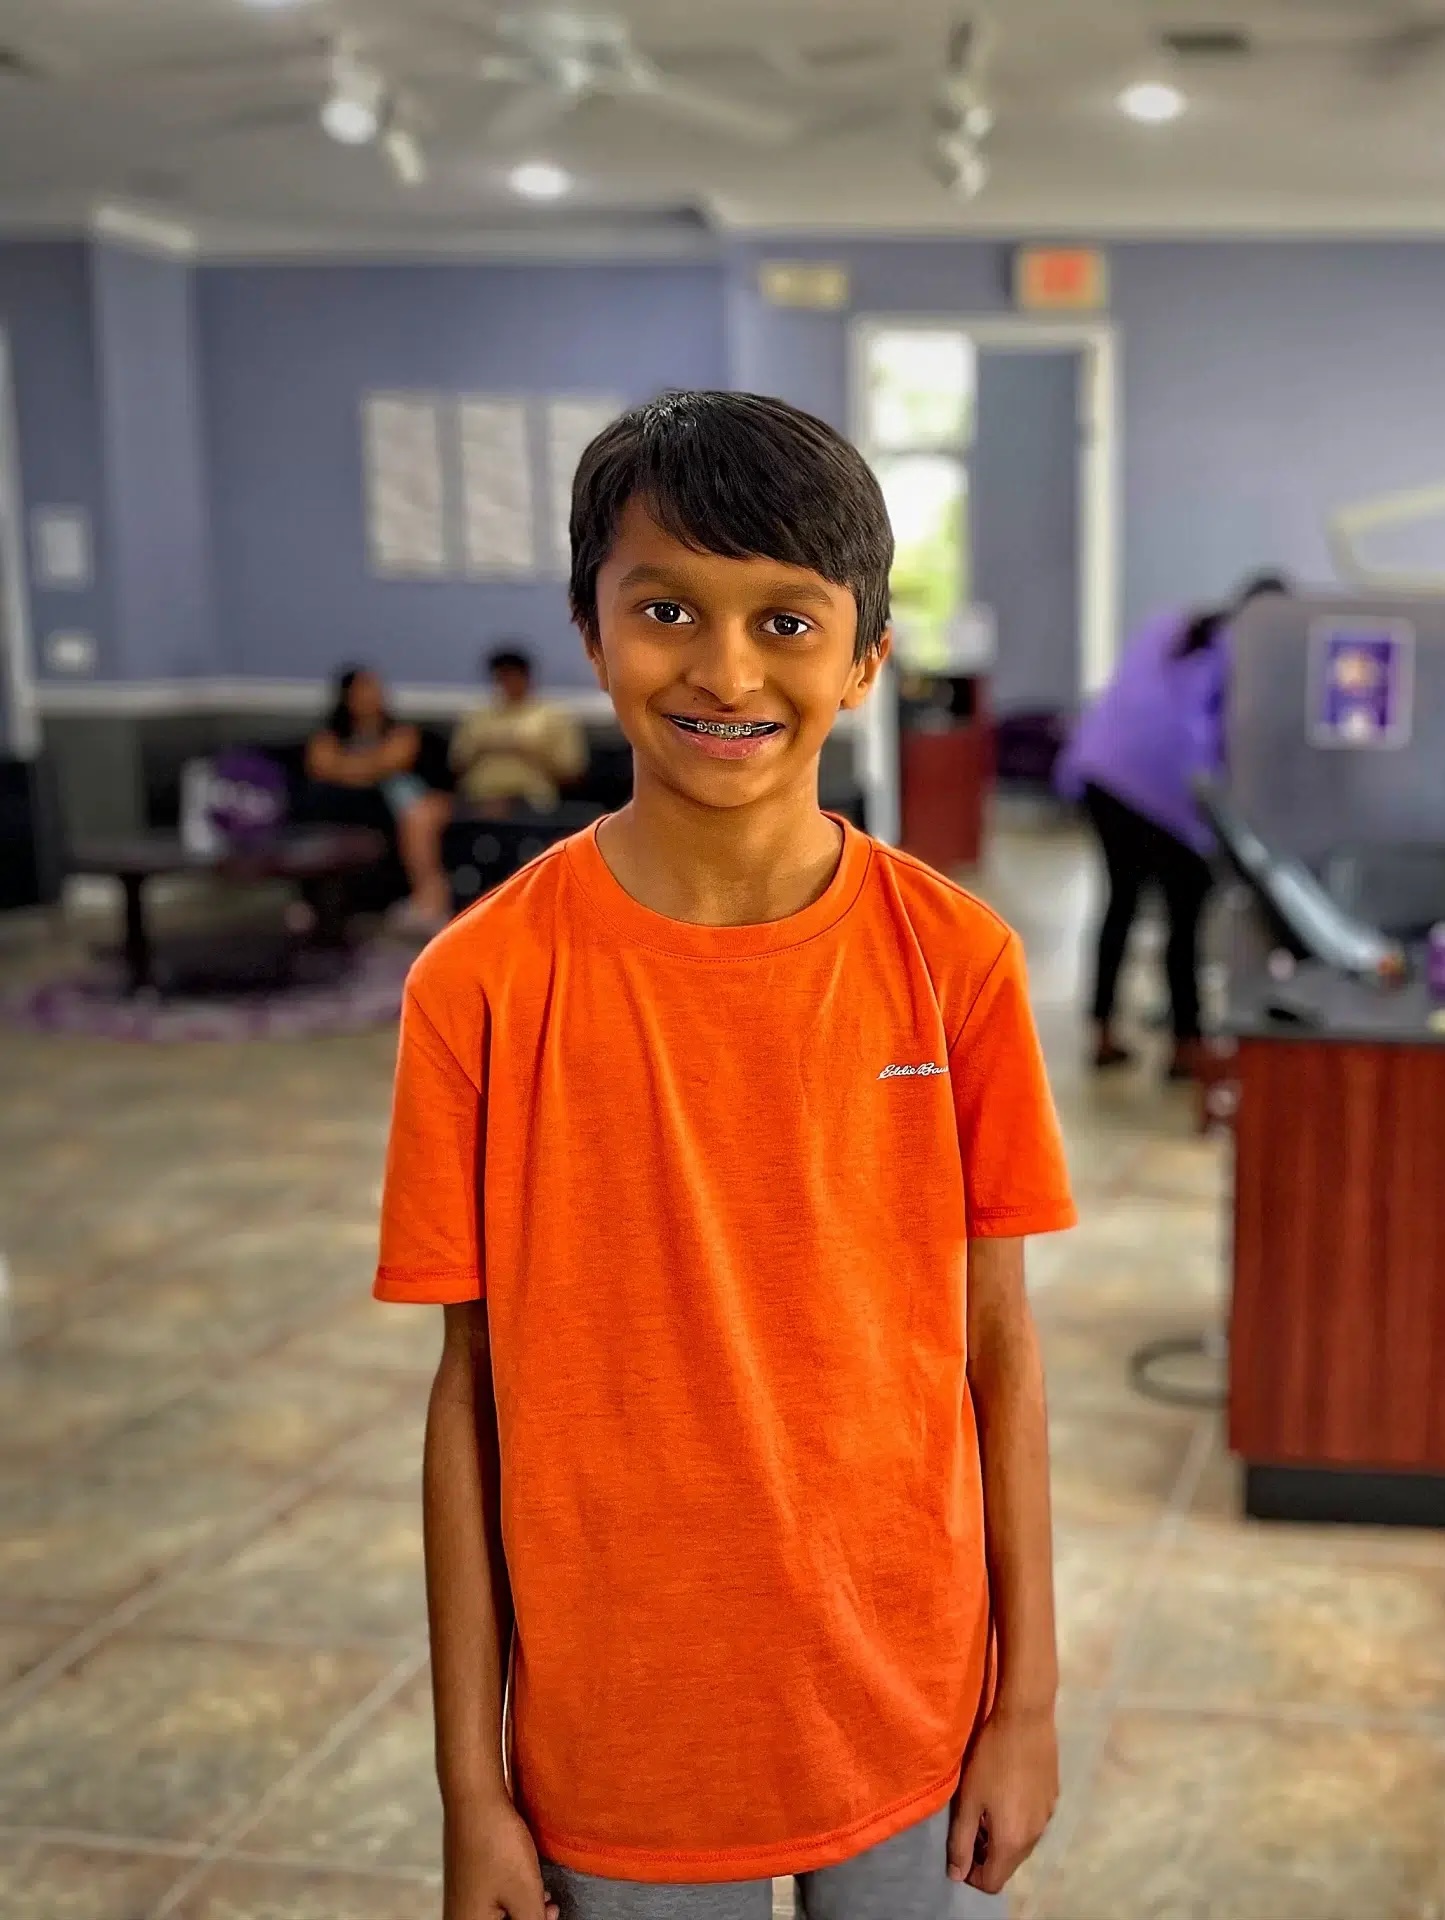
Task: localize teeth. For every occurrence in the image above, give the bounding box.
[674,717,776,738]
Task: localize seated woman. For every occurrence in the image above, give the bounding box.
[305,666,452,931]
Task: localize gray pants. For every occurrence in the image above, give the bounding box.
[543,1809,1006,1920]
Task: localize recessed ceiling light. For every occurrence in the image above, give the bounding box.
[321,47,384,145]
[1118,80,1187,125]
[321,93,380,144]
[508,161,572,201]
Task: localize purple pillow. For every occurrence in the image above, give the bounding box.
[207,749,288,845]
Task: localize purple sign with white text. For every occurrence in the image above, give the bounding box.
[1308,621,1415,749]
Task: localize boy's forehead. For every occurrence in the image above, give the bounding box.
[604,497,845,603]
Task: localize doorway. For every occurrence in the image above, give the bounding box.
[849,315,1118,836]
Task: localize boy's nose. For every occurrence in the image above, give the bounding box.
[683,623,766,707]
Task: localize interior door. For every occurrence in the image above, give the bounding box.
[971,349,1082,717]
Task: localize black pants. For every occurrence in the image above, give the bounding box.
[1083,782,1213,1042]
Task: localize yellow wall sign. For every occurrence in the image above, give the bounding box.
[757,262,851,310]
[1014,248,1109,312]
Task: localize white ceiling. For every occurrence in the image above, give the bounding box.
[6,0,1445,249]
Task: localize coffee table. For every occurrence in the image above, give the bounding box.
[68,827,387,995]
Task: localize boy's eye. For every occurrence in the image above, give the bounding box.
[763,613,813,639]
[642,600,694,627]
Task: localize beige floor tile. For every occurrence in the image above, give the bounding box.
[0,1838,185,1920]
[1124,1132,1227,1207]
[271,1295,445,1377]
[1040,1196,1226,1319]
[1126,1532,1445,1716]
[0,1620,75,1688]
[1032,1712,1445,1920]
[1052,1529,1150,1692]
[106,1365,400,1478]
[42,1267,351,1367]
[0,1453,279,1609]
[174,1863,436,1920]
[244,1672,440,1872]
[331,1392,429,1498]
[152,1491,427,1643]
[0,1635,390,1842]
[1048,1404,1198,1530]
[1036,1304,1212,1421]
[0,1346,191,1457]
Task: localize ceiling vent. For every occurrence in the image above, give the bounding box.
[1160,27,1254,60]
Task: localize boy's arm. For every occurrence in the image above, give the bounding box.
[425,1302,557,1920]
[948,1236,1060,1897]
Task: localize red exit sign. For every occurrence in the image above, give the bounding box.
[1014,247,1109,311]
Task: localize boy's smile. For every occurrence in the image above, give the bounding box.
[586,498,889,810]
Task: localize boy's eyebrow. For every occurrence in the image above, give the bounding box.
[616,563,841,609]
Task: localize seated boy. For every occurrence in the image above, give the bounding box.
[449,644,589,817]
[376,392,1076,1919]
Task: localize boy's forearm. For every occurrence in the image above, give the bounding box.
[966,1239,1060,1718]
[423,1306,513,1817]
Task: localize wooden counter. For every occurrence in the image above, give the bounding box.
[1229,1033,1445,1524]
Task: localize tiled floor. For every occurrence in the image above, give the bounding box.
[3,822,1444,1920]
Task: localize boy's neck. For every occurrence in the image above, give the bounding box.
[597,779,844,928]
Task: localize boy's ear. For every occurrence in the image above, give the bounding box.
[840,627,892,710]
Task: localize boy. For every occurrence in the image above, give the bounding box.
[376,392,1076,1920]
[449,643,589,816]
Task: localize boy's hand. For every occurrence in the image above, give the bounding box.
[444,1799,559,1920]
[947,1704,1059,1896]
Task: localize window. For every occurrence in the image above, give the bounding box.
[858,328,976,670]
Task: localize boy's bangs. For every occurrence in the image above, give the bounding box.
[570,391,893,660]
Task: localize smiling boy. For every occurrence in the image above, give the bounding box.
[376,392,1076,1920]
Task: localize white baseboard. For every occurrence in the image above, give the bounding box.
[33,679,619,722]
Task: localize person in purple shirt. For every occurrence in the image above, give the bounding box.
[1057,572,1289,1078]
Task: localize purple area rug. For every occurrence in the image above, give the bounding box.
[5,940,413,1043]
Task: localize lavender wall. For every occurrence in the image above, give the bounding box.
[0,242,110,673]
[726,237,1445,636]
[197,260,727,689]
[1111,242,1445,627]
[11,234,1445,695]
[93,244,215,679]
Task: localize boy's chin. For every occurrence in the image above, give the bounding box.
[638,753,803,813]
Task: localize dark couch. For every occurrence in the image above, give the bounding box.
[136,715,868,916]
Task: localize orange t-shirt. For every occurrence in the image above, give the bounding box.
[376,819,1075,1883]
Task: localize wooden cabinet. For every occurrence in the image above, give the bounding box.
[1229,1038,1445,1492]
[898,677,993,873]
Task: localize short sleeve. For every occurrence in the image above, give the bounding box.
[374,985,485,1304]
[950,931,1077,1239]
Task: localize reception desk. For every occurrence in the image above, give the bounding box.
[1226,968,1445,1526]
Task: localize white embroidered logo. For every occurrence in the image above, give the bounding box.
[878,1062,949,1080]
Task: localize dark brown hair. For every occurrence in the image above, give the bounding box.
[569,390,894,662]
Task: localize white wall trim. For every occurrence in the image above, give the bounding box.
[90,201,199,260]
[14,205,1445,264]
[0,329,40,758]
[33,677,616,721]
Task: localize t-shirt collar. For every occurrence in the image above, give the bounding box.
[565,813,871,960]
